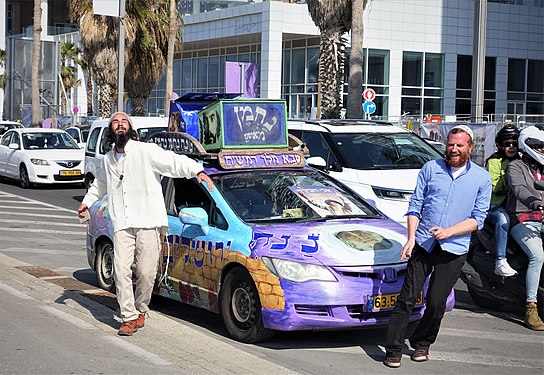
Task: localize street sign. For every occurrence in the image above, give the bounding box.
[73,106,79,114]
[363,101,376,115]
[363,88,376,101]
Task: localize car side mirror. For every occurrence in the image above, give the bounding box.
[179,207,210,235]
[307,156,327,170]
[8,143,19,150]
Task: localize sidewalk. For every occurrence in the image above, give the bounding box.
[0,253,298,374]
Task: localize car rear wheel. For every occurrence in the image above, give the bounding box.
[220,268,275,343]
[19,165,32,189]
[96,240,115,292]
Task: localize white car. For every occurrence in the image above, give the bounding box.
[84,116,168,188]
[65,126,87,148]
[288,120,443,226]
[0,121,23,136]
[0,128,85,188]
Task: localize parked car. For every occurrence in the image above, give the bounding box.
[86,131,454,343]
[288,120,443,225]
[83,116,168,188]
[65,126,87,148]
[0,121,23,135]
[0,128,84,188]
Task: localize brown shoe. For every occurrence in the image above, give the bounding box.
[383,354,402,368]
[525,304,544,331]
[136,313,145,329]
[118,320,139,336]
[411,348,429,362]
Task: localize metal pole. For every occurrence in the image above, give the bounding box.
[117,0,126,112]
[471,0,487,123]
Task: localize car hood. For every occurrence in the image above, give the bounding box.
[25,148,84,161]
[354,169,418,191]
[250,218,407,267]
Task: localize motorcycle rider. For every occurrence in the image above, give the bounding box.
[506,125,544,331]
[485,125,520,277]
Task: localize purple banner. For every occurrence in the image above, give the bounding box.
[218,150,304,169]
[225,62,258,98]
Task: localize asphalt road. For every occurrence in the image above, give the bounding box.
[0,179,543,374]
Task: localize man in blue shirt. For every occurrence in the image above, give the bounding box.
[383,125,492,368]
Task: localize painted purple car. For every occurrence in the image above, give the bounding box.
[86,149,455,343]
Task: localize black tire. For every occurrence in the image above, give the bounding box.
[220,268,275,343]
[19,165,32,189]
[84,174,94,190]
[96,240,115,292]
[467,286,506,310]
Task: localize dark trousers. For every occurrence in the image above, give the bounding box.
[385,242,467,356]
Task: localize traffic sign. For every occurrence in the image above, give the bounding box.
[363,101,376,115]
[363,88,376,101]
[73,106,79,114]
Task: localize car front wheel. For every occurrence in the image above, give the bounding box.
[96,240,115,292]
[220,268,275,343]
[19,165,32,189]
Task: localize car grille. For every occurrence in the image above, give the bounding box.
[294,305,331,317]
[53,174,84,181]
[294,304,423,320]
[56,160,82,168]
[333,268,407,283]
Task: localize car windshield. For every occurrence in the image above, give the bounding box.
[137,127,167,141]
[331,132,442,170]
[22,132,80,150]
[214,169,381,223]
[65,128,81,142]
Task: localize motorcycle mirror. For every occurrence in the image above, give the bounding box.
[534,180,544,191]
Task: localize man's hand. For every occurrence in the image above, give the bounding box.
[401,237,416,260]
[77,203,88,216]
[429,226,450,240]
[197,172,214,191]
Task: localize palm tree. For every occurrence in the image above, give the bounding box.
[70,0,173,118]
[78,57,94,116]
[69,0,135,118]
[164,0,182,115]
[59,41,82,115]
[307,0,352,119]
[32,0,42,127]
[124,1,176,116]
[346,0,368,119]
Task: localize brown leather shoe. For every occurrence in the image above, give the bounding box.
[136,313,145,329]
[383,354,402,368]
[411,348,429,362]
[525,304,544,331]
[118,320,139,336]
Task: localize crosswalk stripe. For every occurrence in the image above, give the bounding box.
[0,218,86,228]
[0,227,85,236]
[0,211,76,219]
[0,190,76,213]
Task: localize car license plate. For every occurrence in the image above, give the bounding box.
[368,292,423,312]
[60,170,81,176]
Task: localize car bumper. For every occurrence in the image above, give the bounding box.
[260,274,454,331]
[29,165,84,184]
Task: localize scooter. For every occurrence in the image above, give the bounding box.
[460,182,544,319]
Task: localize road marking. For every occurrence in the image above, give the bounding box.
[0,227,86,236]
[0,190,76,213]
[0,281,35,300]
[1,248,84,255]
[0,210,77,219]
[0,218,86,228]
[40,305,98,330]
[440,327,544,344]
[103,336,171,366]
[0,205,67,211]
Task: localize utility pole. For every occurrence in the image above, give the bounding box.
[117,0,126,112]
[471,0,487,123]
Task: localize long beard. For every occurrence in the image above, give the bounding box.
[115,132,129,148]
[445,152,468,167]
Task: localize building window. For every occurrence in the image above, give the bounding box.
[507,58,544,119]
[401,52,444,117]
[281,40,320,119]
[455,55,497,119]
[343,48,390,118]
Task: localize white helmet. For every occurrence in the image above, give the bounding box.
[518,126,544,166]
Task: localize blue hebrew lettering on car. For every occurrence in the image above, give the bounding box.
[163,234,231,268]
[249,231,320,258]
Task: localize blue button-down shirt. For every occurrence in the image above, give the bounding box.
[407,158,492,255]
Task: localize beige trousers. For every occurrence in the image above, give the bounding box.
[113,228,161,322]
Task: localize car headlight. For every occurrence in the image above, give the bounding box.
[372,187,412,201]
[262,256,336,282]
[30,158,50,166]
